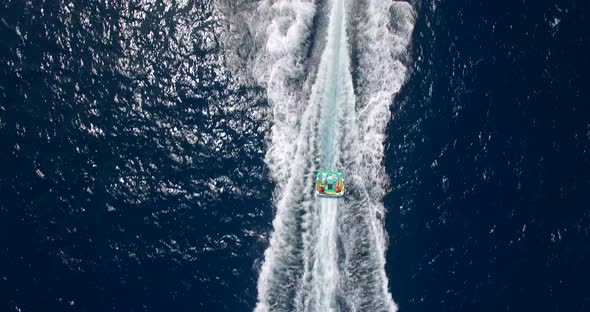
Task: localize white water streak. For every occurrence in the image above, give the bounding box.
[216,0,415,311]
[313,198,340,311]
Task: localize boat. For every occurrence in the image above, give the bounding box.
[315,171,345,197]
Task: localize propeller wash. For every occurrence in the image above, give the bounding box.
[219,0,415,311]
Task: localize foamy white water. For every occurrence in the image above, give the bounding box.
[312,198,340,311]
[218,0,415,311]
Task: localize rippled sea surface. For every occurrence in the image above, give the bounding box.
[1,0,589,311]
[1,0,271,310]
[387,0,590,311]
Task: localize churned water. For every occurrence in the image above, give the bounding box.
[1,0,589,311]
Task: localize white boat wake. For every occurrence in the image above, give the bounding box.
[218,0,415,310]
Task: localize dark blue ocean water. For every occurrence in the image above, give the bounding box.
[0,1,272,311]
[0,0,588,311]
[386,0,590,311]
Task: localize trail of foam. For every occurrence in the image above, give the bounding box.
[295,1,352,310]
[313,198,340,311]
[335,2,415,311]
[242,3,319,310]
[217,0,415,311]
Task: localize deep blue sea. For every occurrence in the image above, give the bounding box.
[0,0,589,311]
